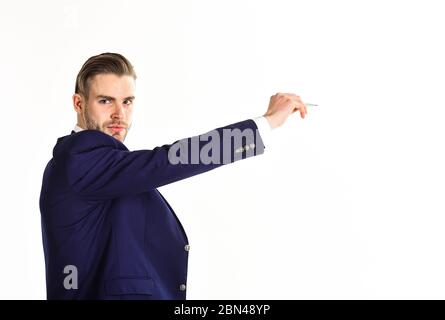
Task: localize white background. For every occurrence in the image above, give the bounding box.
[1,0,444,299]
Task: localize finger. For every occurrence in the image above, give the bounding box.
[297,101,307,116]
[290,101,301,114]
[299,103,306,119]
[290,101,299,114]
[283,93,301,102]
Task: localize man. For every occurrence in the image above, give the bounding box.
[39,52,308,300]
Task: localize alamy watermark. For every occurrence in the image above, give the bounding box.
[63,265,78,290]
[167,127,262,165]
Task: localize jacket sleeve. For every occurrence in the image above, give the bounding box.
[62,119,265,200]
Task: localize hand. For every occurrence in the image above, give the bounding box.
[263,92,308,129]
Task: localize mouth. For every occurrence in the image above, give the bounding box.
[107,125,126,133]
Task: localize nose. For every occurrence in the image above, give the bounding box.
[111,103,125,120]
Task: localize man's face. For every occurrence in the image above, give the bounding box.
[73,73,136,142]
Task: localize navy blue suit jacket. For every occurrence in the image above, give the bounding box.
[39,119,265,299]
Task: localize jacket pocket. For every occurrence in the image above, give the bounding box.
[105,277,154,296]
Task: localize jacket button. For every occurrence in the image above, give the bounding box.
[184,244,190,252]
[179,284,187,291]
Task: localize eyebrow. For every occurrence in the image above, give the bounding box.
[96,95,135,101]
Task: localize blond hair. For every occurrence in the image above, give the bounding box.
[75,52,137,99]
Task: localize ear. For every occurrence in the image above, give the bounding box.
[72,93,84,114]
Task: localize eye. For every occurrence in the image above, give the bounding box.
[99,99,110,104]
[123,100,133,106]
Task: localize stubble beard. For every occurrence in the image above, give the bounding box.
[82,103,130,142]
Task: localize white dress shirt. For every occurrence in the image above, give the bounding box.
[73,124,84,133]
[252,116,272,149]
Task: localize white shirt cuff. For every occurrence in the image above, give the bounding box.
[253,116,272,149]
